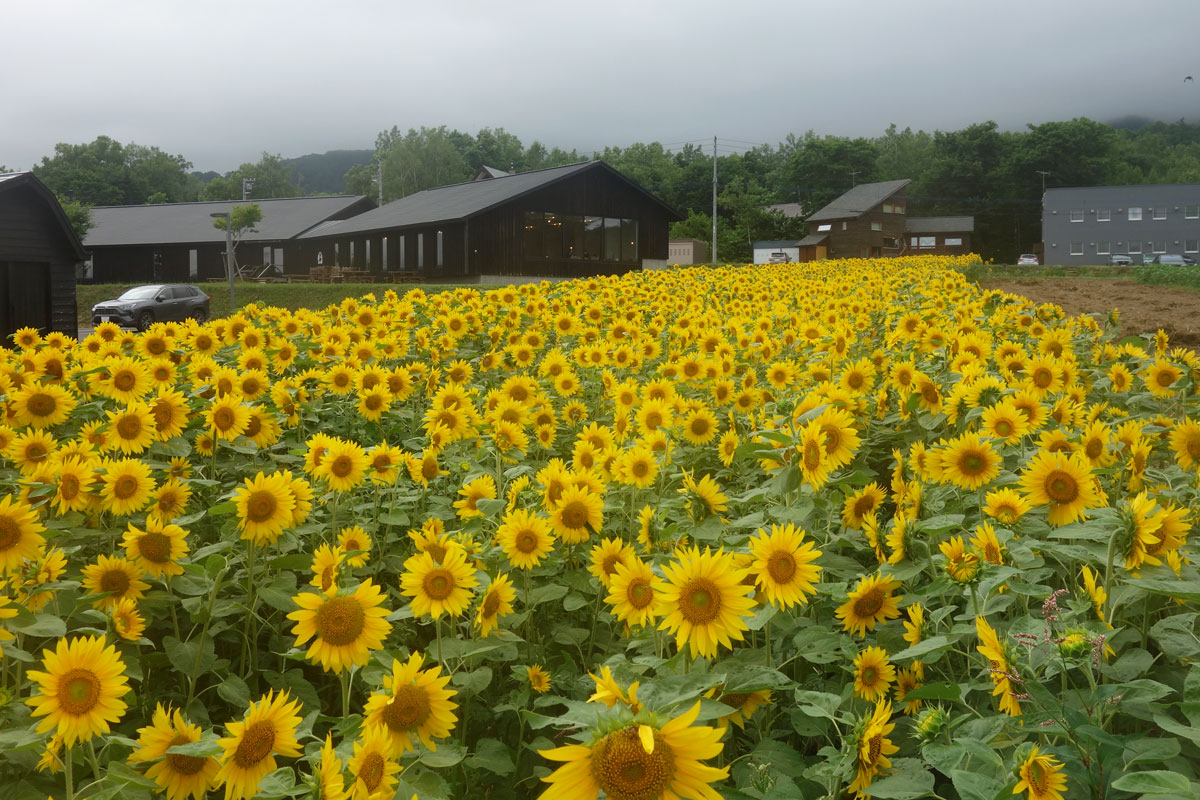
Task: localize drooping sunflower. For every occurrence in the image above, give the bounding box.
[939,432,1001,491]
[983,487,1032,525]
[110,596,146,641]
[550,484,604,544]
[679,471,728,519]
[362,651,458,756]
[25,635,129,746]
[287,579,392,673]
[0,493,46,573]
[1169,419,1200,470]
[214,690,303,800]
[902,602,925,648]
[835,573,903,637]
[148,479,192,523]
[707,685,772,730]
[475,572,517,637]
[976,616,1021,716]
[605,558,665,629]
[148,389,191,441]
[658,546,756,659]
[1013,747,1069,800]
[100,457,157,516]
[847,700,899,796]
[1018,450,1102,526]
[718,429,739,466]
[496,508,556,569]
[233,471,297,545]
[81,554,150,610]
[130,704,220,800]
[318,734,348,800]
[347,725,401,800]
[537,701,728,800]
[852,646,896,702]
[452,474,497,519]
[400,545,479,619]
[121,516,189,578]
[10,383,77,429]
[748,523,823,610]
[939,536,981,583]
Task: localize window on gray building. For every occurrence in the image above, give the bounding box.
[1153,241,1166,253]
[1097,209,1111,222]
[945,237,963,246]
[1186,239,1199,253]
[1097,242,1110,254]
[1129,241,1142,254]
[1153,207,1167,220]
[417,233,424,267]
[436,231,443,267]
[1070,242,1083,255]
[1129,207,1143,221]
[1070,210,1084,222]
[1186,205,1199,219]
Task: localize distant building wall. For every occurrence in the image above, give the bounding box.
[1043,184,1200,265]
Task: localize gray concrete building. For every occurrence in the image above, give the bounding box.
[1042,184,1200,265]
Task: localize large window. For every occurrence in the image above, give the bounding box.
[1186,205,1199,219]
[523,211,639,261]
[1185,239,1199,253]
[816,223,831,232]
[945,237,963,246]
[1097,241,1110,255]
[1153,241,1166,253]
[1097,209,1111,222]
[1129,241,1142,254]
[1152,207,1167,220]
[1128,207,1143,221]
[1070,242,1083,255]
[1069,210,1084,223]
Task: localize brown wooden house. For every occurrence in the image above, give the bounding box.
[295,161,684,278]
[802,179,910,260]
[904,216,974,255]
[0,172,82,339]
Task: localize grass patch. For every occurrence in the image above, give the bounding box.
[1135,265,1200,292]
[77,282,466,329]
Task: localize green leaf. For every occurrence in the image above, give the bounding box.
[528,584,569,606]
[1153,713,1200,745]
[419,742,466,768]
[208,501,237,515]
[1124,736,1181,768]
[948,769,1005,800]
[1150,614,1200,660]
[475,498,506,517]
[466,738,516,775]
[7,612,66,638]
[1110,770,1194,794]
[861,758,934,799]
[164,635,215,676]
[258,572,300,612]
[745,602,777,631]
[563,593,589,612]
[1130,579,1200,602]
[218,674,250,708]
[721,664,793,693]
[1184,664,1200,728]
[916,514,965,533]
[901,682,961,702]
[889,635,954,663]
[452,667,493,696]
[166,737,222,758]
[793,689,844,720]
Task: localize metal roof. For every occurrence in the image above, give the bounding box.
[0,171,88,260]
[905,216,974,233]
[84,195,370,247]
[298,160,682,239]
[806,179,911,221]
[474,165,510,180]
[795,233,828,246]
[753,240,802,249]
[764,202,806,218]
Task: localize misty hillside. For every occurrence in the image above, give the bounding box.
[284,149,374,194]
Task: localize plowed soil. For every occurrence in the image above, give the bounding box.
[979,278,1200,350]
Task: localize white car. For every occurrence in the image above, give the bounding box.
[1016,254,1039,266]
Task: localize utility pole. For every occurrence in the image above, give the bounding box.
[241,177,254,201]
[712,136,718,265]
[1037,170,1050,196]
[849,170,860,187]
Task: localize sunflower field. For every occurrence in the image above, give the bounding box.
[1,255,1199,800]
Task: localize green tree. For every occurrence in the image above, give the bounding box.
[59,198,94,241]
[212,203,263,272]
[778,133,879,211]
[33,136,195,205]
[376,126,472,201]
[201,153,300,201]
[669,210,740,264]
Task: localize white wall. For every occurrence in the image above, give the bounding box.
[753,247,799,264]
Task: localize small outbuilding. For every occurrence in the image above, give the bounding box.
[753,240,801,264]
[905,216,974,255]
[0,172,83,340]
[668,238,708,264]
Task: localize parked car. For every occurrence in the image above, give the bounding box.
[1142,254,1157,265]
[1016,254,1039,266]
[92,284,211,331]
[1107,254,1134,266]
[1149,254,1196,266]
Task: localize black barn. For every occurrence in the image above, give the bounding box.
[295,161,684,278]
[0,172,83,340]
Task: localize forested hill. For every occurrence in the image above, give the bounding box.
[283,150,374,194]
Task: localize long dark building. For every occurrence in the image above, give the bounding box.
[0,172,83,339]
[294,161,683,278]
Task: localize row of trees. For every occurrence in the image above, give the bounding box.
[18,118,1200,260]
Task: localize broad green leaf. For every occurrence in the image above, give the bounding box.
[949,769,1005,800]
[794,689,844,720]
[466,738,516,775]
[889,635,954,663]
[218,674,250,708]
[901,681,961,702]
[861,758,934,799]
[419,743,467,768]
[1130,580,1200,603]
[7,612,66,638]
[1123,736,1181,768]
[164,635,215,677]
[1110,770,1193,794]
[475,498,506,517]
[166,737,222,758]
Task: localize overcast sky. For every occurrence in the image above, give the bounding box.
[4,0,1199,173]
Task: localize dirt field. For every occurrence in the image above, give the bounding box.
[980,277,1200,350]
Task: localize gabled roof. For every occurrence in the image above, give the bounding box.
[806,179,911,222]
[0,171,88,260]
[299,160,683,239]
[905,216,974,233]
[473,165,510,180]
[84,195,371,247]
[753,240,802,249]
[795,233,828,247]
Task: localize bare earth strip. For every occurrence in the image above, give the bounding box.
[979,278,1200,350]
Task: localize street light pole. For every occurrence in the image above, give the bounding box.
[211,211,236,311]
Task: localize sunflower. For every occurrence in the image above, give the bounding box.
[338,525,372,567]
[106,401,157,454]
[314,439,370,493]
[204,395,250,441]
[25,635,129,746]
[10,383,76,429]
[288,579,392,673]
[7,429,57,474]
[233,471,297,545]
[122,516,189,578]
[983,487,1031,525]
[605,559,665,628]
[1014,747,1068,800]
[81,554,150,609]
[550,484,604,544]
[853,646,896,702]
[717,429,739,466]
[101,356,152,403]
[214,690,303,800]
[976,616,1021,716]
[1144,359,1183,397]
[939,432,1001,491]
[346,726,400,800]
[617,445,658,488]
[1018,450,1102,526]
[847,700,899,796]
[110,596,146,641]
[680,407,719,445]
[527,664,552,693]
[475,572,516,637]
[309,543,344,593]
[797,419,833,488]
[538,701,728,800]
[0,493,46,573]
[902,602,925,648]
[980,399,1029,444]
[400,546,478,619]
[496,509,556,569]
[841,483,886,530]
[318,735,348,800]
[362,651,458,756]
[658,546,756,659]
[680,471,728,519]
[453,474,497,519]
[130,704,220,800]
[1121,492,1168,572]
[708,686,772,730]
[588,537,638,589]
[365,443,404,485]
[100,457,156,516]
[1169,419,1200,470]
[939,536,981,583]
[148,479,192,523]
[748,523,823,609]
[835,573,903,637]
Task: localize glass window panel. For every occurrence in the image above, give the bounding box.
[1070,242,1083,255]
[1153,207,1167,220]
[1097,209,1111,221]
[945,237,962,246]
[1129,241,1141,253]
[817,224,831,232]
[604,218,621,261]
[1186,205,1199,219]
[544,213,563,259]
[523,212,541,258]
[1070,210,1083,222]
[870,221,882,231]
[563,215,583,259]
[918,236,936,248]
[622,219,638,262]
[583,216,603,260]
[1097,241,1110,254]
[1154,241,1166,253]
[1128,207,1142,221]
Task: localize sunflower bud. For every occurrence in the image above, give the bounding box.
[914,707,949,742]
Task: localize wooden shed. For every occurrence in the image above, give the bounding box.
[0,172,83,340]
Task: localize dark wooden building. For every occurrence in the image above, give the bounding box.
[84,195,372,283]
[295,161,684,278]
[803,179,910,261]
[904,216,974,256]
[0,172,83,339]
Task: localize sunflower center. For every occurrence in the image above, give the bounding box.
[866,733,883,765]
[315,596,366,646]
[627,579,652,608]
[515,530,539,553]
[853,496,876,518]
[1044,470,1079,503]
[383,685,432,731]
[1186,434,1200,460]
[995,419,1013,437]
[246,491,278,523]
[57,669,101,715]
[330,456,354,478]
[243,416,262,439]
[26,393,56,417]
[560,500,588,529]
[482,589,502,617]
[113,371,137,392]
[852,588,884,618]
[590,727,673,800]
[767,551,797,583]
[721,692,750,709]
[1085,439,1103,459]
[152,401,174,427]
[690,419,709,436]
[423,569,455,600]
[421,459,440,481]
[425,543,447,562]
[1032,368,1053,388]
[631,460,649,478]
[100,568,131,596]
[1028,759,1049,793]
[960,452,986,475]
[863,666,878,684]
[233,720,276,768]
[602,554,623,577]
[1156,370,1176,388]
[60,475,80,500]
[320,566,335,592]
[165,734,209,776]
[0,517,21,550]
[679,578,722,623]
[213,408,236,430]
[137,532,172,563]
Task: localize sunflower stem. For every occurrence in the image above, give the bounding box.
[64,744,74,800]
[85,740,100,782]
[764,618,773,668]
[1103,523,1119,625]
[340,668,352,718]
